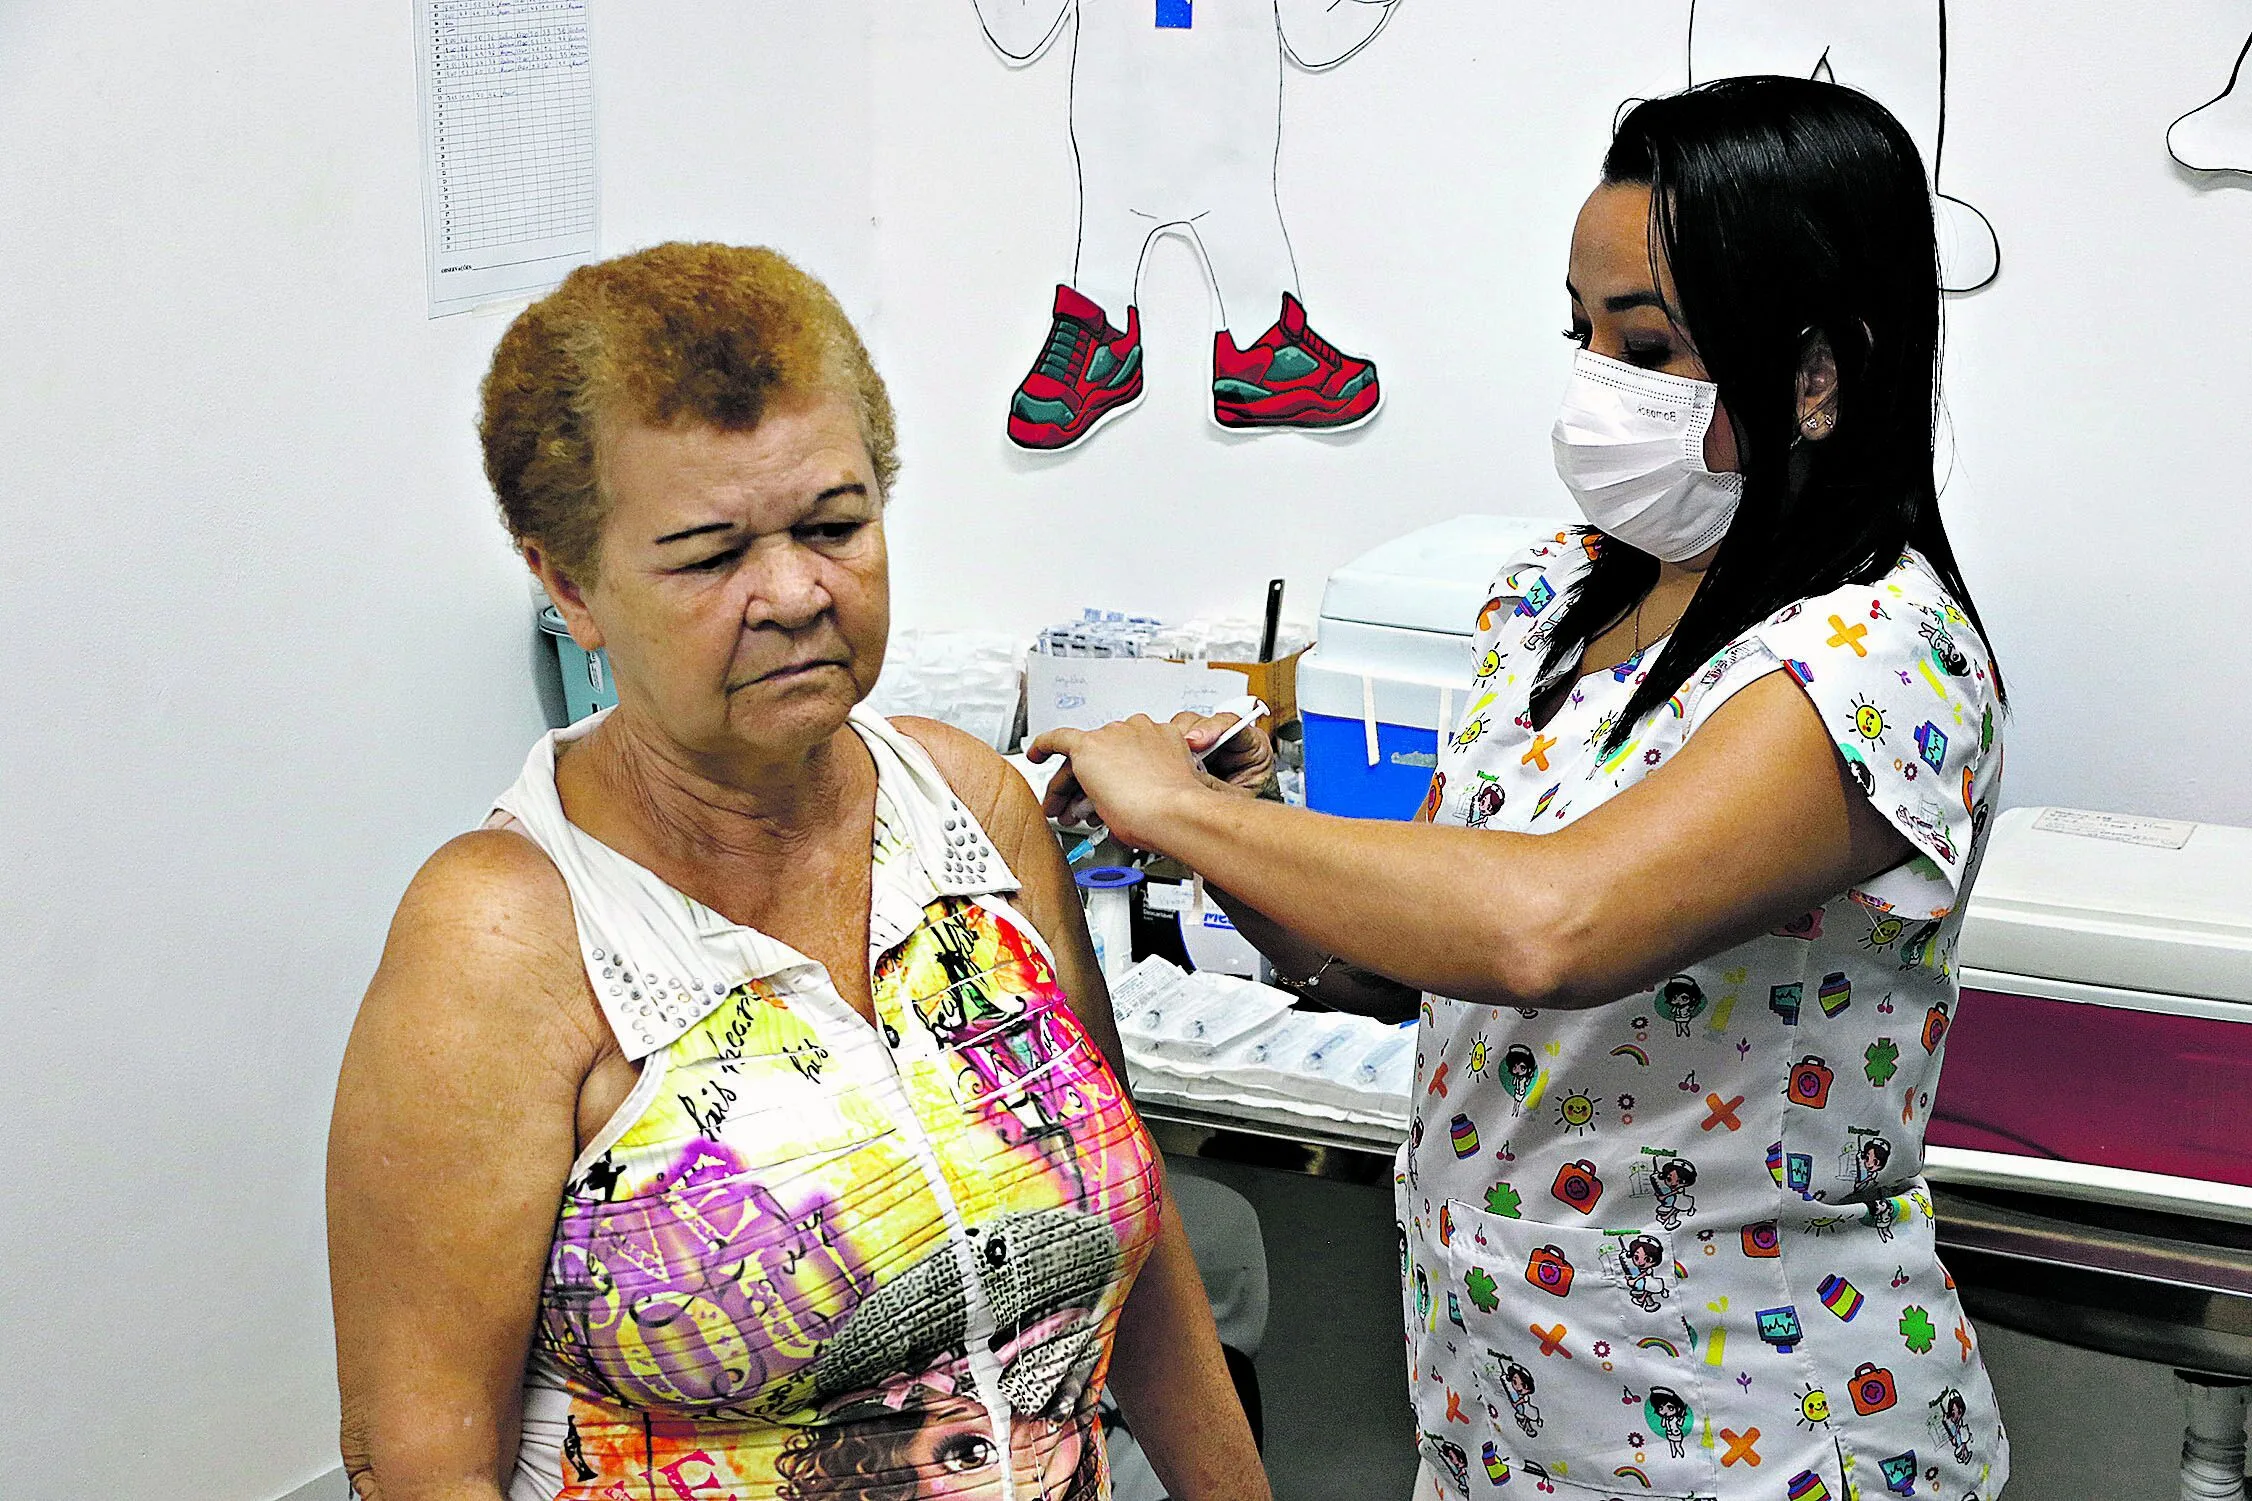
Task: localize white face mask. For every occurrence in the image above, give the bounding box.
[1550,349,1745,563]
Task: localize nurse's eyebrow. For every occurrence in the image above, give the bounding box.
[1564,280,1670,316]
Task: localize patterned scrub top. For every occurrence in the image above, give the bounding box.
[1402,532,2010,1501]
[489,707,1163,1501]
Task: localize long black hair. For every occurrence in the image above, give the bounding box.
[1540,76,2004,751]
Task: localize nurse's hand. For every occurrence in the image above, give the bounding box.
[1184,706,1277,799]
[1029,714,1235,849]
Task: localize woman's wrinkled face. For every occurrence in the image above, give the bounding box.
[553,393,889,761]
[1564,180,1739,476]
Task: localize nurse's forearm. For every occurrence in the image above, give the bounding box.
[1202,883,1330,980]
[1130,675,1905,1008]
[1047,672,1899,1007]
[1143,786,1576,1007]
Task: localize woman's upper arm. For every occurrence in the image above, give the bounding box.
[328,831,596,1498]
[1527,671,1913,1005]
[994,762,1133,1069]
[1522,576,2002,1005]
[892,719,1129,1071]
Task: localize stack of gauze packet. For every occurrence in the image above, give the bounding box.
[863,629,1027,750]
[1111,957,1413,1128]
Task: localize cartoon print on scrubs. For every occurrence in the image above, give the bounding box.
[1465,773,1507,828]
[1619,1234,1673,1309]
[974,0,1396,449]
[1498,1358,1543,1437]
[1635,1151,1700,1232]
[495,712,1163,1501]
[1401,533,2010,1500]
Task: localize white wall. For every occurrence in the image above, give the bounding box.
[0,4,872,1498]
[869,1,2252,827]
[5,4,2248,1498]
[1932,6,2252,825]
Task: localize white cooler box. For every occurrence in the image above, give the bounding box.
[1933,806,2252,1216]
[1299,514,1573,820]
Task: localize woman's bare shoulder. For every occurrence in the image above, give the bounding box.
[889,716,1043,847]
[886,723,1120,1045]
[394,828,577,955]
[359,829,605,1067]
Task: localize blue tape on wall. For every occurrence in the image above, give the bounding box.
[1155,0,1192,28]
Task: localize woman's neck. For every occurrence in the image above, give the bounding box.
[562,709,872,867]
[1622,561,1697,646]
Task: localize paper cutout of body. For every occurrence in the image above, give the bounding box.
[2169,31,2252,174]
[974,0,1396,451]
[1688,0,1999,293]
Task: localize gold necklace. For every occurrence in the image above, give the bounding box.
[1636,588,1691,656]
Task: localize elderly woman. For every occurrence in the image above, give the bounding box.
[327,243,1266,1501]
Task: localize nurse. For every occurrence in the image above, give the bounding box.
[1032,78,2011,1500]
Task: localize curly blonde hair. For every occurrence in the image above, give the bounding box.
[480,242,898,584]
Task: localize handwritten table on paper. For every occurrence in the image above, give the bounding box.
[417,0,598,315]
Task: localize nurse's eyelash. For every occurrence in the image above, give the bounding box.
[1562,326,1591,347]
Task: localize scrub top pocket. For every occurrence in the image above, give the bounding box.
[1438,1199,1720,1499]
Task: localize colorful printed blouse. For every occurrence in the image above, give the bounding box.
[489,708,1163,1501]
[1402,533,2011,1501]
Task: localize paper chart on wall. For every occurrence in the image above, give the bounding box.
[2169,31,2252,174]
[416,0,599,317]
[1687,0,1998,293]
[973,0,1399,454]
